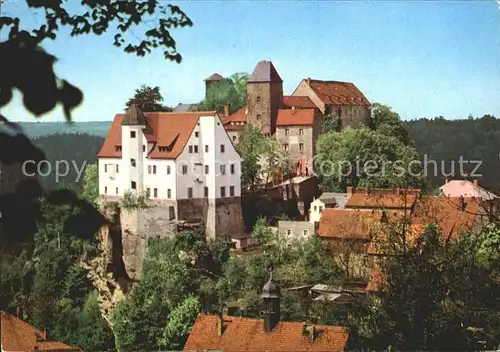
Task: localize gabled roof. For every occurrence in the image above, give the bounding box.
[98,111,217,159]
[318,192,338,206]
[412,196,483,241]
[346,188,421,209]
[283,96,318,109]
[248,61,283,83]
[304,79,371,106]
[204,73,224,81]
[121,103,148,126]
[276,109,316,126]
[184,313,349,352]
[440,180,498,200]
[1,311,81,351]
[318,209,382,240]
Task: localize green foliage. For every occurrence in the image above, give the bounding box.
[372,103,412,145]
[316,127,425,191]
[199,73,249,114]
[0,194,113,350]
[81,163,99,204]
[158,296,201,349]
[120,190,150,209]
[112,232,228,350]
[236,124,267,192]
[406,114,500,194]
[347,224,500,351]
[125,85,172,112]
[52,291,115,351]
[322,114,341,134]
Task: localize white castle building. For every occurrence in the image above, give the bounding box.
[97,104,244,239]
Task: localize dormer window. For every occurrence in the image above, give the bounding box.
[159,146,170,152]
[115,145,122,152]
[130,131,136,138]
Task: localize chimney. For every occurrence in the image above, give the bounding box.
[224,103,230,116]
[306,77,311,85]
[396,188,400,196]
[445,178,449,184]
[365,188,369,196]
[346,186,353,195]
[473,179,478,187]
[42,327,47,340]
[460,196,466,211]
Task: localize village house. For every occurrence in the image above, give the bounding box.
[184,275,350,352]
[309,192,351,223]
[1,310,82,351]
[97,104,244,239]
[316,189,489,292]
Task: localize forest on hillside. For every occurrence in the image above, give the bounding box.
[22,114,500,193]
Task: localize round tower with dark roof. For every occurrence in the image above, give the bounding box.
[261,271,281,332]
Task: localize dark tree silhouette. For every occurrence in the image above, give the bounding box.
[125,85,172,112]
[0,1,192,329]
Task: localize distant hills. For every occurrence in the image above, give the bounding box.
[16,116,500,194]
[17,121,111,138]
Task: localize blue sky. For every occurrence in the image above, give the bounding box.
[2,0,500,122]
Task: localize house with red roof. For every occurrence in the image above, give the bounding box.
[184,275,350,352]
[97,104,244,239]
[292,78,372,129]
[1,311,82,352]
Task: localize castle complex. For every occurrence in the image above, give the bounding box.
[97,60,372,240]
[220,60,372,173]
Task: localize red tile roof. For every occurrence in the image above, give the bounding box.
[184,314,349,352]
[346,188,421,209]
[1,311,81,351]
[412,196,483,241]
[97,111,217,159]
[283,96,318,109]
[276,109,316,126]
[317,209,382,240]
[306,79,371,106]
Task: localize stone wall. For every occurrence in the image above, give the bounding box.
[247,82,283,135]
[215,197,246,239]
[119,205,178,281]
[325,104,371,129]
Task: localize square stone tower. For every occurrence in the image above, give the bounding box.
[246,61,283,136]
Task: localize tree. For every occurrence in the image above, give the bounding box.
[158,296,201,349]
[81,163,99,204]
[315,127,424,191]
[125,85,172,112]
[1,1,192,124]
[371,103,412,145]
[236,124,267,193]
[198,73,249,114]
[346,222,500,351]
[322,114,341,134]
